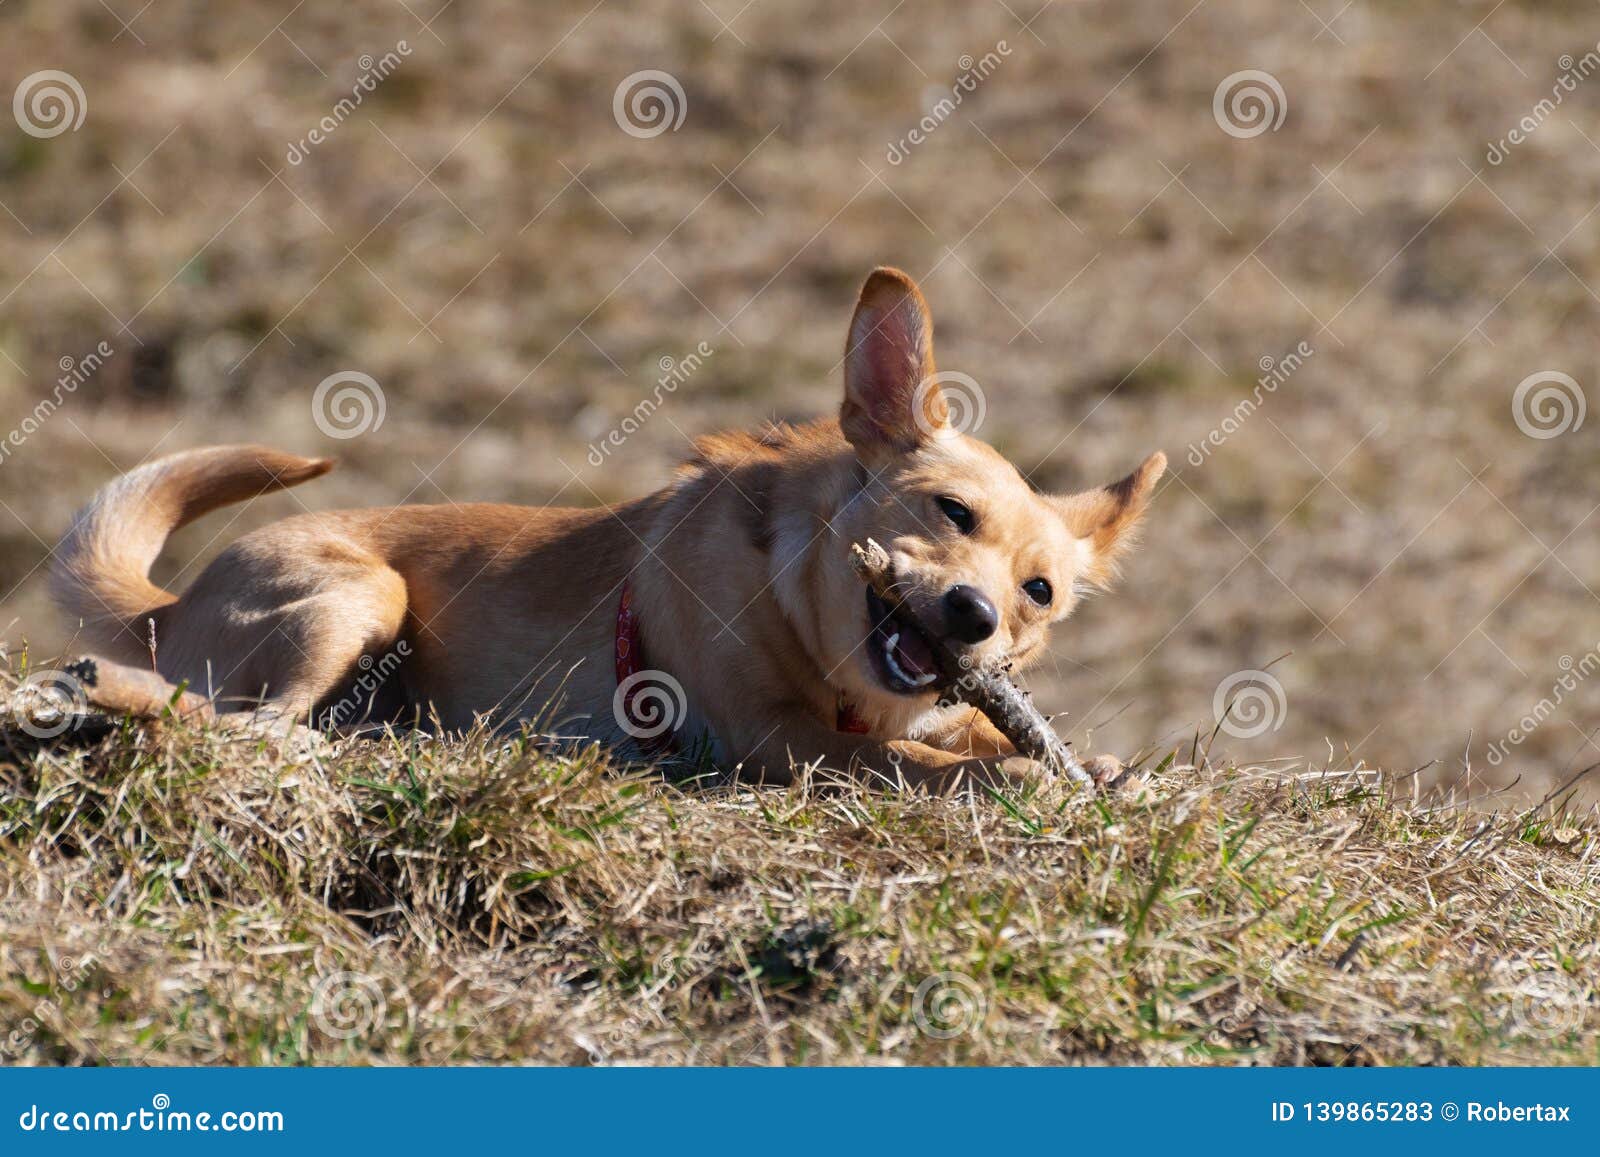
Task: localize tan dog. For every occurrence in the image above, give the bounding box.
[51,268,1164,792]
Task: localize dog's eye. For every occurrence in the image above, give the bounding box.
[936,496,975,534]
[1022,578,1053,606]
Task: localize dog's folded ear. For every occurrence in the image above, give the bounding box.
[1053,451,1167,588]
[841,267,946,457]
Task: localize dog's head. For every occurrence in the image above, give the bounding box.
[822,266,1165,719]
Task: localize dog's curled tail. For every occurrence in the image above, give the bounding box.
[51,445,334,655]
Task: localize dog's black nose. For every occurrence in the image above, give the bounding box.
[943,585,999,644]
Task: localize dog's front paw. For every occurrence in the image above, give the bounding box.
[1002,752,1126,789]
[1083,753,1126,787]
[998,754,1052,782]
[1083,753,1157,798]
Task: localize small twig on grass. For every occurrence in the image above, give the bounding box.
[849,538,1092,789]
[2,655,212,752]
[63,655,215,722]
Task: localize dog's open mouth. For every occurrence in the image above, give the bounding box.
[864,586,942,694]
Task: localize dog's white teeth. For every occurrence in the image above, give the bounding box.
[881,631,938,687]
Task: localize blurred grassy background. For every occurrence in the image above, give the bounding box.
[2,0,1598,796]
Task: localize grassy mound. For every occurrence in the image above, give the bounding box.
[0,699,1595,1065]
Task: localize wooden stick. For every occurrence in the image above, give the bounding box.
[62,655,215,722]
[850,539,1093,788]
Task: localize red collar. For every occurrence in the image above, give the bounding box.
[614,581,672,755]
[616,581,870,742]
[835,696,871,734]
[615,580,644,683]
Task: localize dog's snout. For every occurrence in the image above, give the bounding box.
[943,584,999,644]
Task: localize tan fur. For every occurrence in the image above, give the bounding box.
[51,268,1164,792]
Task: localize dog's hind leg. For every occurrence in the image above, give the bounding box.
[150,525,410,733]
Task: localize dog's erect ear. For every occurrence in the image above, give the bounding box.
[1053,452,1167,587]
[841,267,946,457]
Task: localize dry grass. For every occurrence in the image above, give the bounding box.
[3,659,1596,1066]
